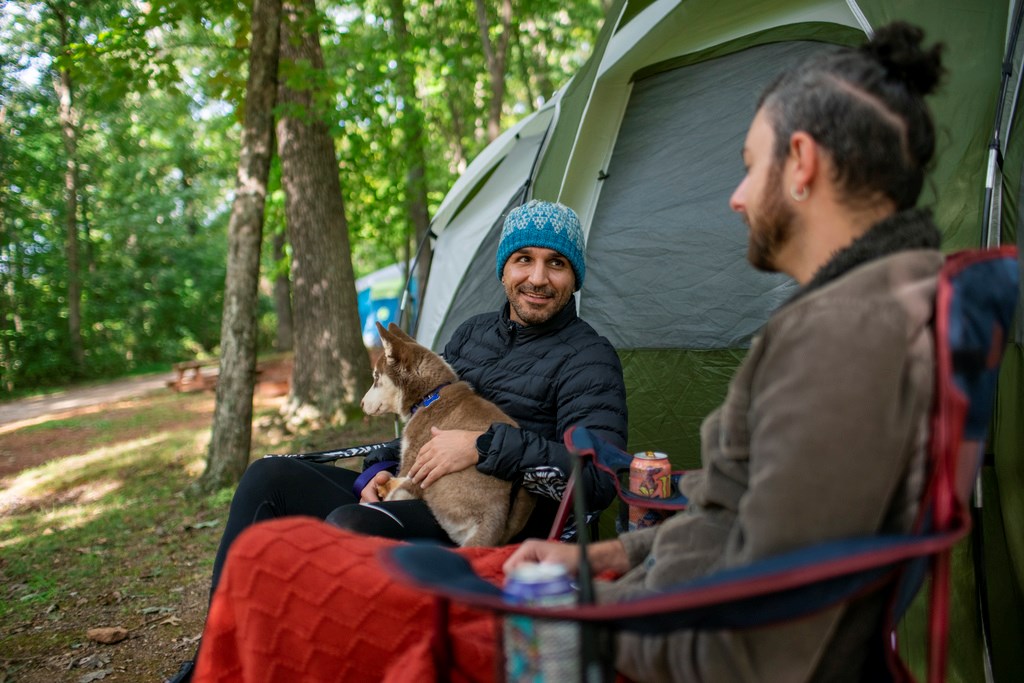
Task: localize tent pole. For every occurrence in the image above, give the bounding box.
[974,5,1024,682]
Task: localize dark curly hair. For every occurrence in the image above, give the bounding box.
[758,22,945,210]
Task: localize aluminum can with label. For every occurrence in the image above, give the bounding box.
[628,450,672,530]
[503,562,579,682]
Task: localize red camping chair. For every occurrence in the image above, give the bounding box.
[381,246,1020,683]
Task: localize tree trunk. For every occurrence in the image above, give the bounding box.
[386,0,432,313]
[444,77,468,172]
[194,0,282,493]
[474,0,513,142]
[54,12,85,374]
[277,0,370,430]
[272,228,293,351]
[0,106,15,393]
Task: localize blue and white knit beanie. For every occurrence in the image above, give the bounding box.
[494,200,586,291]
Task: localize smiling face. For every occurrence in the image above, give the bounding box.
[729,108,795,273]
[501,246,576,326]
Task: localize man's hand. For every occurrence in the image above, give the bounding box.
[359,470,394,503]
[504,540,582,575]
[504,538,631,577]
[409,426,483,488]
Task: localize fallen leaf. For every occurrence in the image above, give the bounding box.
[75,653,112,669]
[86,626,128,644]
[183,519,220,530]
[140,606,173,615]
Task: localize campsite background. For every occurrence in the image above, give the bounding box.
[2,0,1023,681]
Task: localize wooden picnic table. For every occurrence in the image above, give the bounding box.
[166,359,220,392]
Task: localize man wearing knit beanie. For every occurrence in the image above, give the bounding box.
[494,200,587,326]
[345,197,625,538]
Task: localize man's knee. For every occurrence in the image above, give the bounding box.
[236,457,299,496]
[325,503,397,536]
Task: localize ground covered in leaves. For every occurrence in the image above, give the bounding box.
[0,360,394,682]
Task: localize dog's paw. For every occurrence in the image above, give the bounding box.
[380,476,415,501]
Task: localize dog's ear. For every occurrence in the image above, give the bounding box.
[386,323,415,343]
[377,322,397,362]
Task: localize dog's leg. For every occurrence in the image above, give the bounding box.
[435,517,476,547]
[457,505,509,547]
[501,489,536,544]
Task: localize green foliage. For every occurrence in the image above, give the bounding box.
[0,0,605,394]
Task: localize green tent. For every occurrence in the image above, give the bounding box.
[414,1,1023,679]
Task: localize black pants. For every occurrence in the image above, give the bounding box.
[210,457,452,596]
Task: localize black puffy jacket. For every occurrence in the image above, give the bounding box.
[441,300,628,537]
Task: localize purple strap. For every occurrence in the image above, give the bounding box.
[353,460,400,498]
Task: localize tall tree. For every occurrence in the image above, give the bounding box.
[271,227,293,351]
[196,0,282,492]
[475,0,513,142]
[277,0,370,429]
[0,102,15,393]
[49,0,85,373]
[385,0,432,300]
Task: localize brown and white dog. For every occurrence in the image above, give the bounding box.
[360,322,535,546]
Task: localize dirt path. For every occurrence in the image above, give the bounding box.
[0,357,294,437]
[0,373,177,434]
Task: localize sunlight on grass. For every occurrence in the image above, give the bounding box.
[0,434,172,512]
[0,480,120,549]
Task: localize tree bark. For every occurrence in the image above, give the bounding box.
[195,0,282,493]
[474,0,513,142]
[386,0,432,310]
[277,0,370,430]
[0,106,15,393]
[271,229,293,351]
[54,10,85,374]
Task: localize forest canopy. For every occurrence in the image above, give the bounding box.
[0,0,606,393]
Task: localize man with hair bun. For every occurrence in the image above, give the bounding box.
[192,23,947,682]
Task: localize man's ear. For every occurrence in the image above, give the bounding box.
[787,131,819,195]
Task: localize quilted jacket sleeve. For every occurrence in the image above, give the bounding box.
[478,338,627,511]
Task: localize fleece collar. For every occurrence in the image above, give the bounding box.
[789,208,941,304]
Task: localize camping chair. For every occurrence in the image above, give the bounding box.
[381,246,1020,683]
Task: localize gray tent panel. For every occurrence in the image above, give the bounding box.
[582,42,835,349]
[431,205,517,348]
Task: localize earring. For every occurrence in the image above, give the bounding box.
[790,185,809,202]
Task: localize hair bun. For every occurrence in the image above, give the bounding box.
[861,21,945,96]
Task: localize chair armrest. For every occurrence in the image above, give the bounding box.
[381,525,968,634]
[262,440,397,464]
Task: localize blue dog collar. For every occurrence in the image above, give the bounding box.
[410,383,451,415]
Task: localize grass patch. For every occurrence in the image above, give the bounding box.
[0,386,394,682]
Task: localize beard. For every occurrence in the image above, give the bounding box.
[506,283,572,326]
[746,163,794,273]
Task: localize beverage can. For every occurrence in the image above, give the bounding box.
[628,450,672,530]
[503,562,579,682]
